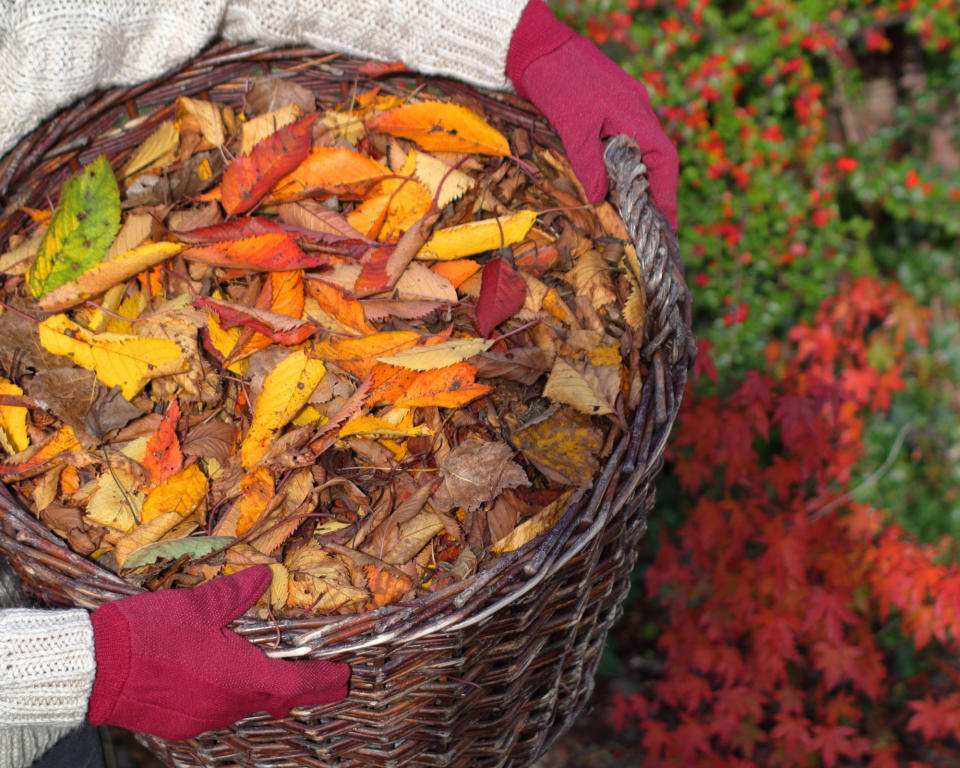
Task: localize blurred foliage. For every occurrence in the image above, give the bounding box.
[553,0,960,544]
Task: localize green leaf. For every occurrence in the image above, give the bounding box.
[26,155,121,298]
[123,535,234,570]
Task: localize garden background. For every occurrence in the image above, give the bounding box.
[536,0,960,766]
[108,1,960,766]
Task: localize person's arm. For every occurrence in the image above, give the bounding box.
[0,608,95,768]
[0,1,228,159]
[0,566,348,751]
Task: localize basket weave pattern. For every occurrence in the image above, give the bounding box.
[0,43,694,768]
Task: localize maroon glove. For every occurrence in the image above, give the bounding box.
[507,0,679,231]
[87,565,349,741]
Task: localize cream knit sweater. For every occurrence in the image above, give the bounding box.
[0,3,528,765]
[0,0,528,159]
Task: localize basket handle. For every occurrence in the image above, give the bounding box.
[604,134,695,363]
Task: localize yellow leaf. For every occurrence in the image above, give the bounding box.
[241,350,327,467]
[375,337,493,370]
[104,290,146,334]
[417,210,537,261]
[338,415,431,439]
[320,109,365,144]
[37,241,186,312]
[491,490,574,553]
[240,104,302,155]
[542,357,620,416]
[292,404,326,427]
[412,150,475,208]
[85,469,143,533]
[140,464,207,523]
[175,97,225,147]
[0,378,29,454]
[205,310,248,375]
[120,120,180,178]
[38,314,185,400]
[367,102,510,155]
[347,174,433,241]
[624,285,646,331]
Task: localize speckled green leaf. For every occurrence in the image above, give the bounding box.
[26,155,120,298]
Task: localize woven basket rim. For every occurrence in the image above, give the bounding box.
[0,42,694,660]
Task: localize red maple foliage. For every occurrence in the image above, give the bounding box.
[611,277,960,766]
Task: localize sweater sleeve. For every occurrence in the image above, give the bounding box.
[220,0,529,91]
[0,609,96,728]
[0,0,528,159]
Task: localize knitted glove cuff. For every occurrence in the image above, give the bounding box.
[87,601,131,727]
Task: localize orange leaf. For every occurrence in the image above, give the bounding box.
[143,398,183,489]
[0,425,80,476]
[270,146,388,201]
[221,113,317,214]
[230,270,305,359]
[235,468,276,537]
[395,362,491,408]
[314,331,420,378]
[430,259,481,289]
[367,102,510,155]
[306,280,375,336]
[367,362,419,407]
[182,233,329,271]
[347,178,434,241]
[364,563,413,608]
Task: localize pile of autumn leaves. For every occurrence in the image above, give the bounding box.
[0,76,643,615]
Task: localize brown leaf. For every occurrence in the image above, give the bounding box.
[181,419,239,466]
[431,439,530,513]
[471,347,549,386]
[244,77,316,117]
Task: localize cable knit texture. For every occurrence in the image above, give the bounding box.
[0,609,96,768]
[0,0,528,159]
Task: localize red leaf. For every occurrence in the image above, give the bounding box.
[143,398,183,488]
[221,113,317,215]
[358,61,409,77]
[182,233,331,271]
[172,217,286,243]
[474,258,526,338]
[195,296,316,345]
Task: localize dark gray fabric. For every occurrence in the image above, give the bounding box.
[27,725,103,768]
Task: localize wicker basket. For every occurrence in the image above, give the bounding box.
[0,42,694,768]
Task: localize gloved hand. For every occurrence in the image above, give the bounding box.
[506,0,679,231]
[87,565,349,741]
